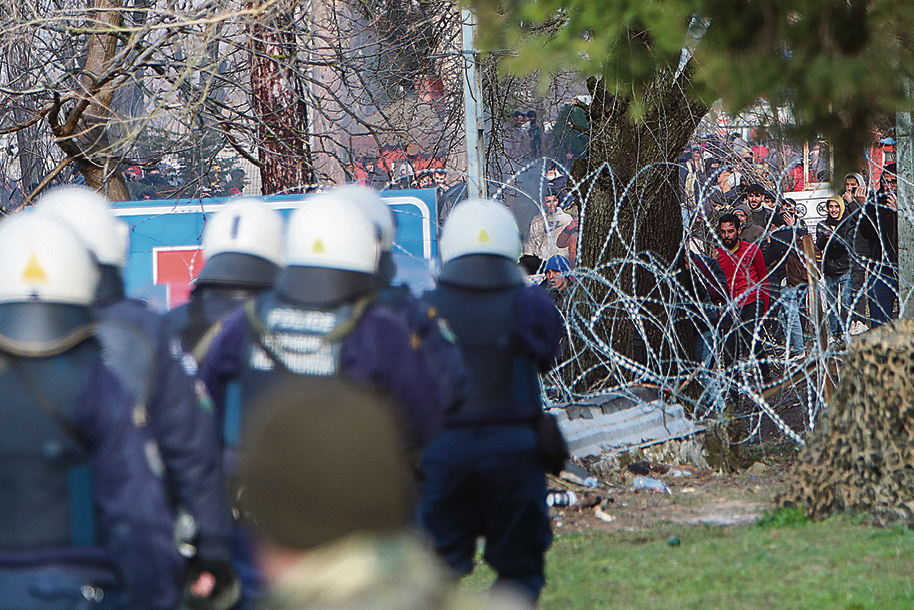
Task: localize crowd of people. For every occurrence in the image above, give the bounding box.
[683,159,900,391]
[0,185,563,610]
[497,134,900,402]
[122,162,248,201]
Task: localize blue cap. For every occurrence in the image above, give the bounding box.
[544,255,571,273]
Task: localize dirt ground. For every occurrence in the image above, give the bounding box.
[549,452,795,533]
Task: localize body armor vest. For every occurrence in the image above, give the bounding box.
[171,289,256,364]
[95,317,155,414]
[225,293,356,448]
[428,284,542,426]
[0,341,100,550]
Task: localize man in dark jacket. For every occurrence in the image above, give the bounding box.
[765,199,809,358]
[681,251,728,415]
[743,184,776,233]
[858,163,899,327]
[419,199,563,604]
[733,203,764,244]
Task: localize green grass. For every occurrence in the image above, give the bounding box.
[464,517,914,609]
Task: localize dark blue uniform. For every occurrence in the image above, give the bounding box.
[201,291,447,604]
[0,341,184,609]
[166,288,256,364]
[202,292,446,452]
[418,280,563,602]
[374,284,467,414]
[94,297,233,567]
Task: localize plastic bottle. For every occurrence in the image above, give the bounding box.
[581,476,599,488]
[546,490,578,507]
[632,476,671,494]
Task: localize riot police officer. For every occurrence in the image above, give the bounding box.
[167,197,284,364]
[34,186,237,607]
[0,211,183,608]
[202,190,445,452]
[418,199,564,603]
[338,184,466,413]
[201,191,445,604]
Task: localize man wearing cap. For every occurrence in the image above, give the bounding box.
[733,203,764,244]
[541,254,573,312]
[240,379,526,610]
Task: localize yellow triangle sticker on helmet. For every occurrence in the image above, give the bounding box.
[22,252,49,284]
[477,229,491,243]
[312,238,326,254]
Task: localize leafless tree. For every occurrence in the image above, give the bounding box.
[0,0,591,205]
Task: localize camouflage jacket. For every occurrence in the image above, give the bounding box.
[259,532,527,610]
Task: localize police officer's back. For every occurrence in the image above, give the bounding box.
[202,191,446,451]
[201,191,446,605]
[419,199,564,604]
[34,187,237,607]
[0,212,183,609]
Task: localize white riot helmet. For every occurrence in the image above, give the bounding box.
[438,199,525,289]
[197,198,284,289]
[277,193,380,306]
[35,186,128,268]
[35,186,129,303]
[335,185,395,251]
[0,211,100,354]
[334,184,397,286]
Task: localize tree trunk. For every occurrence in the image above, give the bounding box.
[10,39,44,196]
[568,72,707,393]
[780,320,914,525]
[250,0,315,194]
[48,0,130,201]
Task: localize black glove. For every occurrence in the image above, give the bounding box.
[184,557,241,610]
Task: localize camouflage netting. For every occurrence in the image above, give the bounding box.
[781,319,914,524]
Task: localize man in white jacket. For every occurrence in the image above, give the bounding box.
[524,190,573,262]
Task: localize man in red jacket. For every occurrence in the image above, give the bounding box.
[716,212,770,382]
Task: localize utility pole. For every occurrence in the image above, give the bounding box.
[461,9,485,200]
[897,85,914,318]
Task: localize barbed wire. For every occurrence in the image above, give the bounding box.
[481,154,907,446]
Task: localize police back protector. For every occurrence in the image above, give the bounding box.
[429,255,542,426]
[224,292,360,448]
[0,341,102,551]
